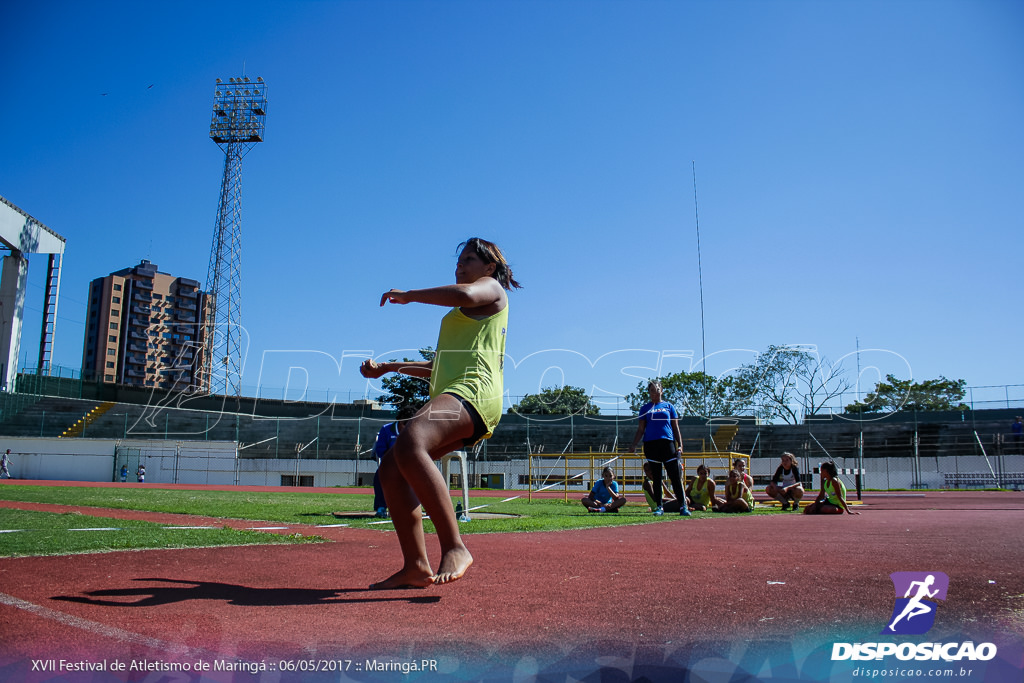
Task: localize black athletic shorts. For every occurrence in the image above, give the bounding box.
[443,392,488,447]
[643,438,678,463]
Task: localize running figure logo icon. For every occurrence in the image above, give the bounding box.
[883,571,949,635]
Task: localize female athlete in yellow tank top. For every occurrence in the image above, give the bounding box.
[360,238,522,589]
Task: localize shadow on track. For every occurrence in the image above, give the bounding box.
[52,577,440,608]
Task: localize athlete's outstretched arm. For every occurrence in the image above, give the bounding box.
[360,359,433,379]
[380,279,503,309]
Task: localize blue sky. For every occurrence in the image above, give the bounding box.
[2,0,1022,413]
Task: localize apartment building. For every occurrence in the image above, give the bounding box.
[82,260,210,391]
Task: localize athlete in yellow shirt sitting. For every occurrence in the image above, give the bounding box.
[803,461,860,515]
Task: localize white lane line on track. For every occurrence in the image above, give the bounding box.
[0,591,212,659]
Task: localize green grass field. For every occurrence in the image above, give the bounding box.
[0,485,782,558]
[0,509,320,558]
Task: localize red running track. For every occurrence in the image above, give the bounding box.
[1,482,1022,682]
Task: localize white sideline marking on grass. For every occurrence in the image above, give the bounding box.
[0,591,213,659]
[0,529,25,533]
[69,528,122,531]
[315,524,349,528]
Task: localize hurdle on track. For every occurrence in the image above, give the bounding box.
[812,465,866,500]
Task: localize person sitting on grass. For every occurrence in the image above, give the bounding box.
[719,468,754,513]
[803,461,860,515]
[686,463,724,511]
[642,461,681,513]
[733,457,754,490]
[765,451,804,511]
[582,467,627,513]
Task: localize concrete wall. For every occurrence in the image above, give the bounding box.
[0,437,516,490]
[1,436,114,481]
[0,438,239,484]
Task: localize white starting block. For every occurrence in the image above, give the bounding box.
[440,450,471,521]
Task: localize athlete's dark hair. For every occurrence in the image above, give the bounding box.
[458,237,522,291]
[820,461,838,478]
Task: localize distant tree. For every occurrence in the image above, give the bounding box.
[733,345,852,424]
[625,370,751,418]
[510,386,601,415]
[845,374,968,414]
[378,347,434,413]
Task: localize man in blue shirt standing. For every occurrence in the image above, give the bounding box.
[630,380,691,516]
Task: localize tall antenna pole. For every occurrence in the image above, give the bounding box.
[692,162,709,418]
[203,76,267,396]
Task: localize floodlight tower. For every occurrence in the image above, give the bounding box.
[203,76,267,395]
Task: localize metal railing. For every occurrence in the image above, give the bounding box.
[526,452,749,502]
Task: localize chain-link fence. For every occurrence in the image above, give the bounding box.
[6,432,1023,492]
[225,452,1024,493]
[5,371,1024,491]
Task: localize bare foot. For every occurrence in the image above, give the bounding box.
[369,565,434,590]
[433,546,473,585]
